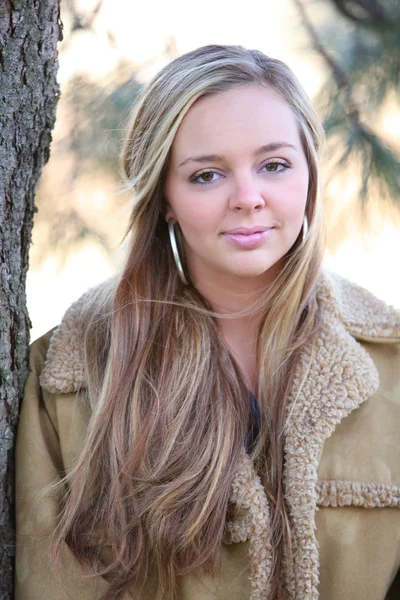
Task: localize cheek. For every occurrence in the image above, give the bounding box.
[180,204,222,233]
[167,186,223,233]
[277,172,309,219]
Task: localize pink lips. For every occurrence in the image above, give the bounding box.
[222,226,274,249]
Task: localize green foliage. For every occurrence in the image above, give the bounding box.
[303,0,400,207]
[64,66,142,175]
[33,63,142,260]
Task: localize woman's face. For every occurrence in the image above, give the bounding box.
[165,84,310,286]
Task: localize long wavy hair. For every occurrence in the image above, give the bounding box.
[51,44,325,599]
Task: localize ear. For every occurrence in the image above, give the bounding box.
[164,204,177,223]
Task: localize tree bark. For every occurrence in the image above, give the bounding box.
[0,0,61,596]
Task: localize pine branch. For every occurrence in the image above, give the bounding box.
[329,0,399,30]
[292,0,362,122]
[292,0,400,205]
[331,0,385,23]
[66,0,103,32]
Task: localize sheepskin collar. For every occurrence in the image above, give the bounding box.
[278,273,381,599]
[40,269,400,395]
[40,270,400,599]
[225,270,399,599]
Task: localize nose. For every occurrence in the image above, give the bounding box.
[229,174,265,213]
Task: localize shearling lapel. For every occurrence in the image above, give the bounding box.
[226,453,273,600]
[281,273,380,599]
[227,273,387,600]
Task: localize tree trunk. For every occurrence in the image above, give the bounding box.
[0,1,61,596]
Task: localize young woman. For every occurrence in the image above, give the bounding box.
[16,44,400,600]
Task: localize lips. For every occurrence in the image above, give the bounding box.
[223,226,270,235]
[222,226,275,249]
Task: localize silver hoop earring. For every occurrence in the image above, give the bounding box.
[302,215,308,242]
[168,221,188,285]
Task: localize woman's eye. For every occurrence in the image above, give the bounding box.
[262,161,289,173]
[190,170,221,184]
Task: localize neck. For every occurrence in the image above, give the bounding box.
[191,266,278,396]
[190,264,278,316]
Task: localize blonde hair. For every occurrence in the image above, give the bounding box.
[51,45,325,600]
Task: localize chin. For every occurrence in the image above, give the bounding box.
[227,264,279,279]
[228,257,282,278]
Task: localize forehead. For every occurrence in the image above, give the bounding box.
[169,84,301,163]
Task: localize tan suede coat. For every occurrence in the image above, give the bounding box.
[15,271,400,600]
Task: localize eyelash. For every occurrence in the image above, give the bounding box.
[189,160,291,185]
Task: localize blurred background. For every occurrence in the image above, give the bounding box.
[28,0,400,340]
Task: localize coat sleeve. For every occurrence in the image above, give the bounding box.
[15,333,112,600]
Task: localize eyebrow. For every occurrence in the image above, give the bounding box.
[177,142,297,168]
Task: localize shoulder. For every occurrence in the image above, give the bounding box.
[319,270,400,388]
[317,271,400,488]
[317,269,400,343]
[32,276,117,394]
[317,270,400,406]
